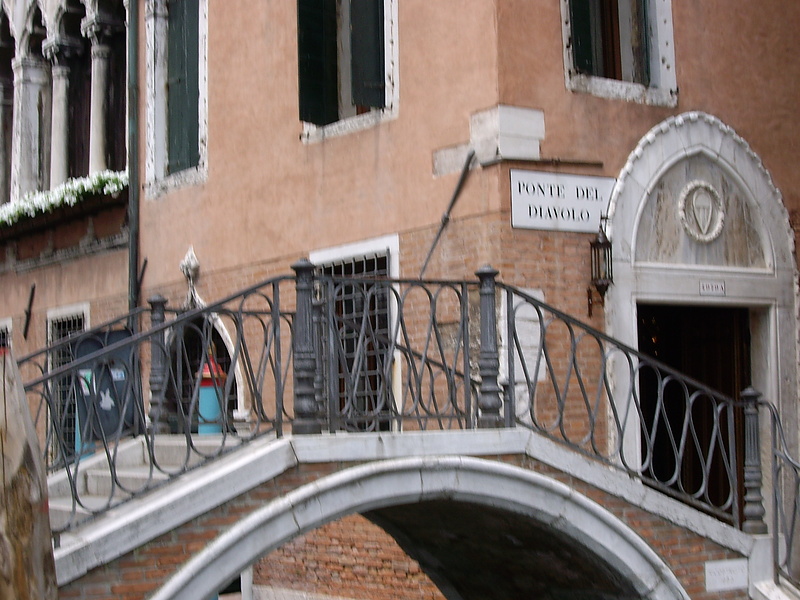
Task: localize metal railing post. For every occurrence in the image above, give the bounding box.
[147,294,170,434]
[476,265,503,429]
[292,259,322,434]
[741,386,768,534]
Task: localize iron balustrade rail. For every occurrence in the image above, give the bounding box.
[22,274,297,534]
[500,285,760,525]
[17,265,800,587]
[767,400,800,587]
[22,265,488,533]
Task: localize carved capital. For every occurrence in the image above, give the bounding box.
[42,35,84,63]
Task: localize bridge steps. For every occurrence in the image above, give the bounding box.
[49,495,118,531]
[47,435,240,534]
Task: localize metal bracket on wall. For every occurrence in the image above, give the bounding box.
[23,283,35,340]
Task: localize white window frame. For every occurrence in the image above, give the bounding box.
[301,0,399,143]
[46,303,90,344]
[145,0,208,197]
[560,0,677,106]
[310,234,401,430]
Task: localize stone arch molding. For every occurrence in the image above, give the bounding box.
[604,110,796,348]
[151,456,689,600]
[607,111,793,272]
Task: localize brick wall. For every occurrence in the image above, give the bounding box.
[254,514,445,600]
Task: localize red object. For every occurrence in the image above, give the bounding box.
[199,357,226,387]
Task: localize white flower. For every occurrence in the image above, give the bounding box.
[0,170,129,228]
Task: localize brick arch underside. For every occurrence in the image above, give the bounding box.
[151,455,689,600]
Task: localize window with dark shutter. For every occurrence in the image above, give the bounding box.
[167,0,200,174]
[298,0,339,126]
[298,0,386,127]
[570,0,649,85]
[570,0,598,77]
[350,0,385,109]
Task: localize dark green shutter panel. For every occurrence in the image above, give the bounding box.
[297,0,338,126]
[570,0,596,76]
[350,0,385,109]
[630,0,650,85]
[167,0,200,174]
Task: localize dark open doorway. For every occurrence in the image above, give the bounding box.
[637,304,750,522]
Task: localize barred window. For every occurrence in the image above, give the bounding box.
[48,310,86,465]
[319,252,391,431]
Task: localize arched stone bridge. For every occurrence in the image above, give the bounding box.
[55,429,770,600]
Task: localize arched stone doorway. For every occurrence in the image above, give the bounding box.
[150,456,689,600]
[606,112,798,495]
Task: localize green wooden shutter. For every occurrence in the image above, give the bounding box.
[630,0,650,85]
[167,0,200,174]
[350,0,385,109]
[570,0,596,76]
[297,0,338,126]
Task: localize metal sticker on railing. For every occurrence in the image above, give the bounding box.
[511,169,616,233]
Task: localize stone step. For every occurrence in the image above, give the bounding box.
[150,435,241,470]
[85,465,170,497]
[48,494,124,531]
[47,437,148,498]
[47,435,247,530]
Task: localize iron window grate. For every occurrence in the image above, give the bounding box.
[48,312,86,464]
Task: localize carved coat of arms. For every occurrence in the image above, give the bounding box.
[678,180,725,243]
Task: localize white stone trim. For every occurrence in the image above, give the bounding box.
[433,105,546,177]
[46,302,90,335]
[308,232,400,277]
[470,105,545,164]
[144,0,209,198]
[300,0,399,143]
[559,0,678,106]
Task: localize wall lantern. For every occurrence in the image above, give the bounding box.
[588,223,613,317]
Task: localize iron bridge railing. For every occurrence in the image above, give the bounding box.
[17,262,800,586]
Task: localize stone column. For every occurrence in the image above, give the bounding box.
[89,40,109,173]
[48,62,69,187]
[11,57,50,199]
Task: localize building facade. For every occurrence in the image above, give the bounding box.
[0,0,799,597]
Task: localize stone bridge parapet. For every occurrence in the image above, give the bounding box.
[55,429,770,600]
